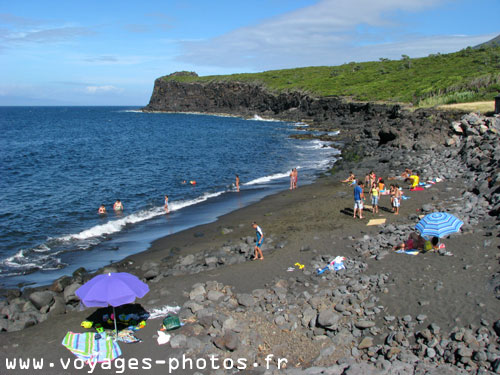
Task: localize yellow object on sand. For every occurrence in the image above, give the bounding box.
[81,321,93,329]
[294,262,305,269]
[367,218,386,226]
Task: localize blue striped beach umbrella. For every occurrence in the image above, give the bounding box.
[415,212,463,239]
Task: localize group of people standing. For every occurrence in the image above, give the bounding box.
[345,169,414,219]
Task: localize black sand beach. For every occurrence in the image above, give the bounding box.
[1,111,500,374]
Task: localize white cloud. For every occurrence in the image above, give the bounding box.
[175,0,493,70]
[85,85,123,94]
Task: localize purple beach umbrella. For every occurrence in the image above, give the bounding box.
[76,272,149,335]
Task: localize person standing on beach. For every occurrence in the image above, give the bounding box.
[293,168,298,189]
[252,222,264,260]
[353,182,365,219]
[393,185,402,215]
[164,195,169,214]
[235,175,240,192]
[370,182,379,214]
[290,169,294,190]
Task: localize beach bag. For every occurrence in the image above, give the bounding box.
[162,315,181,331]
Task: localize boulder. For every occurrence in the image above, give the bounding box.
[213,332,239,351]
[50,276,72,293]
[317,309,340,328]
[63,283,81,303]
[207,290,224,302]
[354,320,376,329]
[28,291,54,310]
[236,293,255,307]
[189,285,206,301]
[180,255,195,267]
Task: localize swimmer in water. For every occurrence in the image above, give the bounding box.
[190,180,196,186]
[164,195,169,213]
[98,205,106,215]
[113,199,123,211]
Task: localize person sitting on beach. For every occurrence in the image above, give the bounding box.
[252,222,264,260]
[353,182,365,219]
[409,172,420,189]
[392,232,426,251]
[423,237,440,252]
[341,172,355,183]
[164,195,169,213]
[388,168,412,181]
[370,182,380,214]
[113,199,123,211]
[98,205,106,215]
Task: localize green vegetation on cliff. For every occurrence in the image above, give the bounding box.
[162,46,500,106]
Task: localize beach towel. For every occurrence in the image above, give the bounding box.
[395,249,420,255]
[367,218,386,226]
[317,256,346,274]
[401,196,410,200]
[62,331,121,363]
[410,186,424,191]
[116,329,142,344]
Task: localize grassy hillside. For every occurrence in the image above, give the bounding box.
[163,46,500,106]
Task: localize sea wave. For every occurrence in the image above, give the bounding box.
[249,114,280,122]
[243,171,294,186]
[60,191,227,242]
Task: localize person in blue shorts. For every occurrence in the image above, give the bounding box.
[252,222,264,260]
[353,182,365,219]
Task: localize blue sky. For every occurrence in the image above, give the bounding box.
[0,0,498,105]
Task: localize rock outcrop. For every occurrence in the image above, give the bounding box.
[142,76,463,151]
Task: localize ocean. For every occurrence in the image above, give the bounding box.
[0,106,340,288]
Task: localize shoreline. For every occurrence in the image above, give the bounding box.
[1,111,499,374]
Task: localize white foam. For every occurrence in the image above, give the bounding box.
[249,114,280,122]
[243,171,292,186]
[293,122,308,127]
[297,139,332,150]
[120,109,143,113]
[56,190,227,243]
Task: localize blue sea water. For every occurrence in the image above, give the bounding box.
[0,107,339,287]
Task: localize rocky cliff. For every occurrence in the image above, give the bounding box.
[143,76,464,151]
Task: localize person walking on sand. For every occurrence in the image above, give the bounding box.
[98,204,106,215]
[164,195,169,214]
[235,174,240,192]
[293,168,298,189]
[113,199,123,211]
[353,182,365,219]
[370,182,379,214]
[289,169,294,190]
[252,222,264,260]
